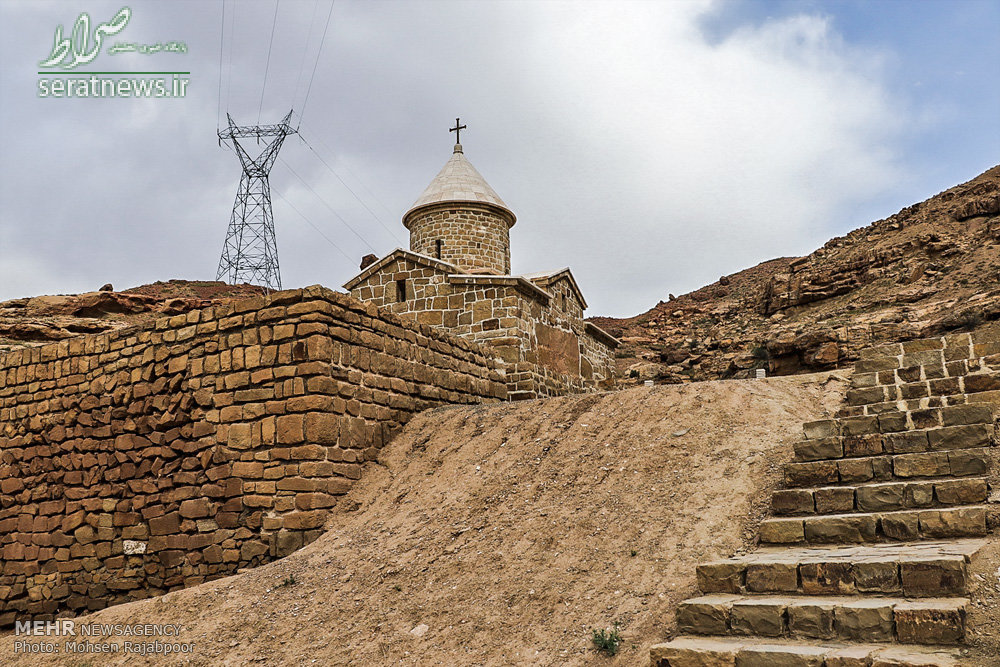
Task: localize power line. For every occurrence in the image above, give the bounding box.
[225,1,236,113]
[299,119,397,220]
[299,0,334,128]
[292,0,321,112]
[258,0,281,123]
[278,156,378,253]
[273,189,356,265]
[298,133,406,246]
[216,0,225,128]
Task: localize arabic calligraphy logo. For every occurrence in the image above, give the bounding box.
[39,7,131,70]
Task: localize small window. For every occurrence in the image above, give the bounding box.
[396,278,407,302]
[435,239,443,260]
[561,293,567,311]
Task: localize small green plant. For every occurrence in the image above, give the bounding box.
[393,584,402,592]
[591,621,623,656]
[280,574,297,587]
[629,549,638,557]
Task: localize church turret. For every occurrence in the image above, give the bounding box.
[402,120,515,275]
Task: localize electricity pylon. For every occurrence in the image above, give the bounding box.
[217,110,297,291]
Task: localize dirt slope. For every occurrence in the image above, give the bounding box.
[594,164,1000,385]
[1,374,847,666]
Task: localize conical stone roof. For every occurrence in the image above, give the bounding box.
[403,144,515,224]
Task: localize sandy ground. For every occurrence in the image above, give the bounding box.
[2,372,874,666]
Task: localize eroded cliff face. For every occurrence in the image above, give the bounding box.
[593,165,1000,385]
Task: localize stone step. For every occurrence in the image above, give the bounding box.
[846,370,1000,408]
[759,506,990,545]
[676,594,967,645]
[803,405,993,440]
[793,422,994,463]
[650,635,965,666]
[696,540,984,598]
[772,478,990,516]
[784,448,991,488]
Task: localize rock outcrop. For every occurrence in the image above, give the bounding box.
[594,165,1000,386]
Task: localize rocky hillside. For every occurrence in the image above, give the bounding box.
[592,164,1000,385]
[0,280,265,354]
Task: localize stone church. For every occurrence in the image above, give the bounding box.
[344,128,617,399]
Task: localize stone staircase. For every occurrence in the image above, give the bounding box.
[651,328,1000,666]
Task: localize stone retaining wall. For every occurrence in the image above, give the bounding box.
[0,286,505,625]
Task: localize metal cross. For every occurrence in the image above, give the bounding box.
[449,117,467,144]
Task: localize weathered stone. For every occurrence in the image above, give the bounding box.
[918,507,986,538]
[745,563,798,593]
[853,561,901,593]
[880,512,920,541]
[731,599,786,636]
[814,487,855,513]
[676,595,738,635]
[800,561,854,594]
[934,478,988,505]
[894,600,966,644]
[787,599,836,639]
[900,558,966,596]
[857,483,905,511]
[772,489,815,515]
[760,519,804,544]
[804,515,876,543]
[835,599,894,641]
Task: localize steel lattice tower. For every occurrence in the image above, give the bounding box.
[217,110,297,291]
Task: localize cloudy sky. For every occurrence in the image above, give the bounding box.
[1,0,998,317]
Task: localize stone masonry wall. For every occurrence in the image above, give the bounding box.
[348,258,617,398]
[405,203,513,275]
[0,286,505,625]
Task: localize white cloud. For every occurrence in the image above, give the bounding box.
[0,0,914,317]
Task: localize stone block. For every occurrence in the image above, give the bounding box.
[838,458,874,483]
[730,599,786,636]
[824,646,874,667]
[940,404,993,426]
[900,558,966,596]
[857,483,905,511]
[853,560,900,593]
[760,519,804,544]
[885,431,929,454]
[893,452,950,478]
[745,563,797,593]
[814,487,855,514]
[948,449,988,476]
[785,461,839,487]
[803,419,839,440]
[800,561,854,594]
[772,490,814,515]
[927,424,992,451]
[835,599,893,641]
[894,599,966,644]
[934,478,988,505]
[697,562,745,594]
[804,515,876,543]
[918,507,986,538]
[841,416,879,436]
[275,414,304,444]
[650,640,737,667]
[880,512,920,541]
[843,434,884,457]
[736,645,826,667]
[794,438,843,461]
[787,599,836,639]
[178,498,211,519]
[676,595,737,635]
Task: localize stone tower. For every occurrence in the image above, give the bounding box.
[402,143,516,275]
